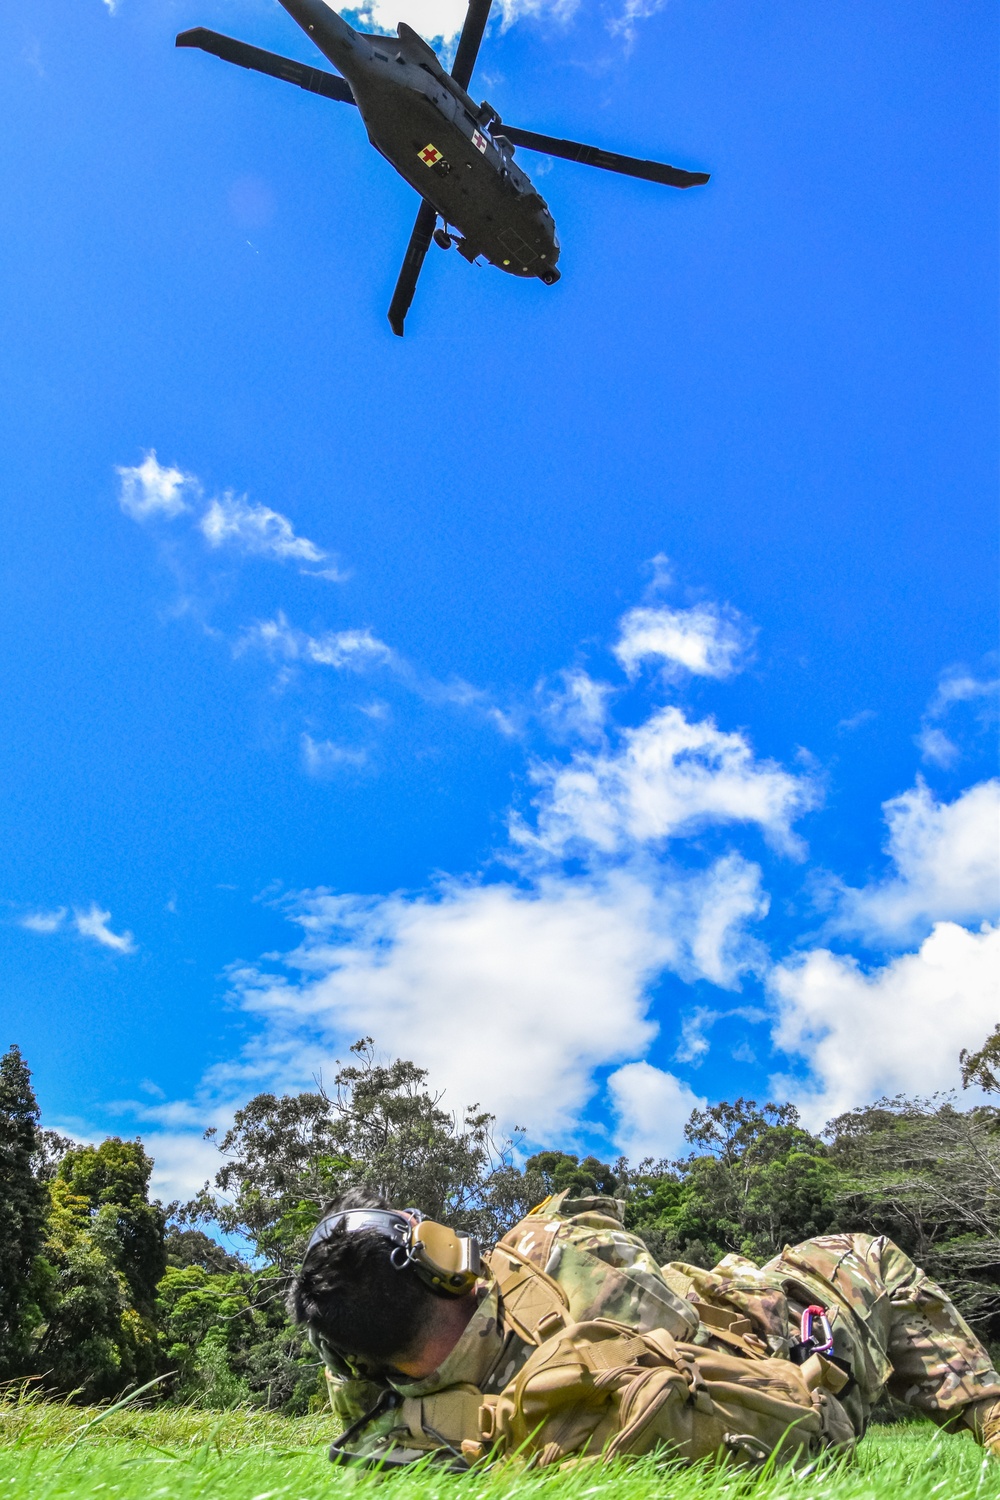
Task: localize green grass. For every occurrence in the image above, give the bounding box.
[1,1396,998,1500]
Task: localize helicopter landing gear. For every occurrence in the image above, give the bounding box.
[433,228,453,250]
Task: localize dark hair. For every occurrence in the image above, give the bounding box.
[287,1188,439,1368]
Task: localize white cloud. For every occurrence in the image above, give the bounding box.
[302,734,368,774]
[540,669,613,743]
[349,0,581,45]
[144,1128,226,1203]
[608,1062,705,1163]
[20,904,136,954]
[116,451,196,521]
[830,778,1000,946]
[928,667,1000,718]
[915,725,959,769]
[73,904,136,954]
[614,603,752,680]
[20,907,67,934]
[237,612,396,672]
[518,705,817,859]
[349,0,471,43]
[674,1001,768,1066]
[496,0,581,31]
[219,850,767,1141]
[608,0,668,44]
[770,921,1000,1127]
[916,666,999,766]
[199,493,333,569]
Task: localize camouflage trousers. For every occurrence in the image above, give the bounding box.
[669,1232,1000,1437]
[763,1234,1000,1433]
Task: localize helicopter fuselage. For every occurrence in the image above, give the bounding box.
[278,0,560,280]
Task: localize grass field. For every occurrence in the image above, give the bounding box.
[1,1398,999,1500]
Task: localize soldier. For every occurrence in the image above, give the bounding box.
[288,1186,1000,1471]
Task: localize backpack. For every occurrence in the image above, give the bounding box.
[472,1317,855,1470]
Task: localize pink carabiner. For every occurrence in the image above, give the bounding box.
[800,1303,835,1356]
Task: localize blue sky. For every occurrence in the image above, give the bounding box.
[2,0,997,1201]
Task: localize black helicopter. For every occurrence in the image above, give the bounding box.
[177,0,709,335]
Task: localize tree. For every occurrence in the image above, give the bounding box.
[623,1099,840,1267]
[522,1151,620,1202]
[186,1039,530,1266]
[32,1138,166,1397]
[56,1138,167,1311]
[0,1045,49,1377]
[961,1025,1000,1096]
[164,1225,246,1274]
[828,1096,1000,1338]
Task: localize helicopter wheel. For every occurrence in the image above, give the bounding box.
[432,228,453,250]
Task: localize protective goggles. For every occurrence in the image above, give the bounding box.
[305,1207,482,1297]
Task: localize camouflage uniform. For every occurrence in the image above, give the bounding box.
[322,1192,1000,1464]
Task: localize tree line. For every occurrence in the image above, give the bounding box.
[2,1029,998,1411]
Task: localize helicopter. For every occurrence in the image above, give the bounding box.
[177,0,709,335]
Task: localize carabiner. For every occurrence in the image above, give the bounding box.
[800,1303,835,1357]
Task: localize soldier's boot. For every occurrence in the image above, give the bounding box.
[962,1396,1000,1456]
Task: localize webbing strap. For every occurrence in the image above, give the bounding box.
[487,1243,569,1344]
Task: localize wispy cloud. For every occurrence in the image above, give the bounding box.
[237,612,396,672]
[116,452,343,579]
[825,777,1000,947]
[614,602,753,681]
[20,907,67,934]
[116,452,197,521]
[73,904,137,954]
[916,663,999,767]
[20,902,136,954]
[199,494,339,573]
[302,734,369,774]
[515,705,818,860]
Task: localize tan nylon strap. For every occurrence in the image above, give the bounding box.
[399,1388,484,1448]
[578,1335,647,1373]
[486,1243,569,1344]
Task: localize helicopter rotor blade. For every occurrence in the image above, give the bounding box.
[176,28,357,106]
[450,0,493,91]
[388,200,437,337]
[492,123,709,188]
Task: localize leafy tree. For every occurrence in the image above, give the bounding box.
[32,1138,166,1398]
[623,1099,839,1266]
[828,1096,1000,1337]
[156,1264,319,1411]
[56,1138,167,1311]
[165,1225,246,1274]
[185,1039,531,1265]
[523,1151,620,1201]
[0,1045,49,1377]
[961,1025,1000,1096]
